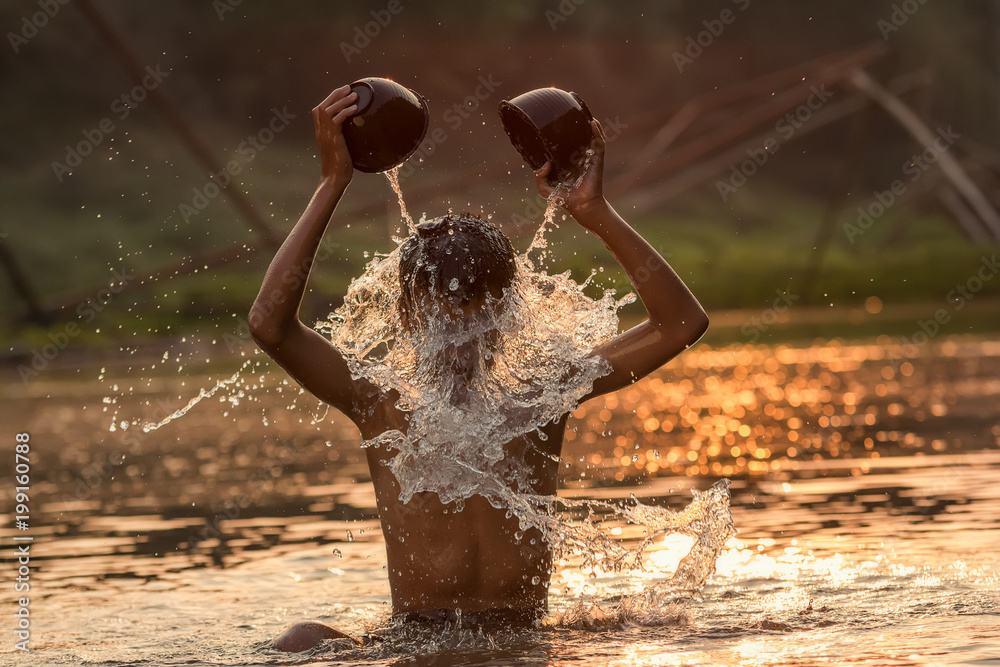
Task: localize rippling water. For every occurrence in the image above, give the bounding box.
[1,336,998,665]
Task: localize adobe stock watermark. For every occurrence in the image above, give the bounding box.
[741,288,799,343]
[673,0,751,73]
[7,0,69,54]
[631,250,676,285]
[212,0,243,20]
[187,437,305,550]
[178,106,296,222]
[339,0,406,63]
[17,267,135,383]
[58,396,180,505]
[51,64,170,182]
[890,253,998,366]
[524,250,677,293]
[509,115,628,228]
[227,234,341,352]
[716,84,833,201]
[877,0,929,40]
[396,74,503,183]
[843,126,959,244]
[546,0,587,30]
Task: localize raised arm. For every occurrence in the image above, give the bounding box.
[249,86,378,421]
[533,120,709,400]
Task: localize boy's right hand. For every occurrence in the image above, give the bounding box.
[312,85,359,187]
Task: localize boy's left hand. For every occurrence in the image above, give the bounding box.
[533,119,608,219]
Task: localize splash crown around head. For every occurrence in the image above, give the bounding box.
[397,214,517,330]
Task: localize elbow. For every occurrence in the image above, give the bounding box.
[685,309,710,347]
[247,305,282,351]
[694,312,710,343]
[652,306,708,346]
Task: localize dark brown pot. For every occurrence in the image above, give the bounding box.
[498,87,594,184]
[342,77,429,174]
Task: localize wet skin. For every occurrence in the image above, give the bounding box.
[370,302,558,614]
[253,85,709,651]
[362,387,564,617]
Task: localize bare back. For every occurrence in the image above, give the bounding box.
[356,391,564,619]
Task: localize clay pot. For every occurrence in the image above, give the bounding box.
[498,87,595,184]
[342,77,429,173]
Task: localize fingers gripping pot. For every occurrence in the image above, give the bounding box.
[342,77,430,173]
[498,87,595,184]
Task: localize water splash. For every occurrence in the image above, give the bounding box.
[528,479,734,581]
[139,360,254,432]
[319,238,628,506]
[523,150,593,272]
[318,165,732,598]
[523,189,566,272]
[384,166,415,235]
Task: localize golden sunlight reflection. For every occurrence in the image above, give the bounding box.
[713,537,853,586]
[562,336,1000,484]
[646,533,695,574]
[4,334,999,665]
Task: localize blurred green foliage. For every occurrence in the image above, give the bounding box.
[3,0,999,345]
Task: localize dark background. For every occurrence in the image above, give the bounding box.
[3,0,1000,354]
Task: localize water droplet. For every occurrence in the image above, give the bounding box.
[310,188,734,590]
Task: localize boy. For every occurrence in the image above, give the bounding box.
[250,85,709,651]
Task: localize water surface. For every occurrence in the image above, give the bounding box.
[1,336,998,665]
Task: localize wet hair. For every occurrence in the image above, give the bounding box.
[398,214,517,327]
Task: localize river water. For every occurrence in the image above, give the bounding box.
[1,335,998,665]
